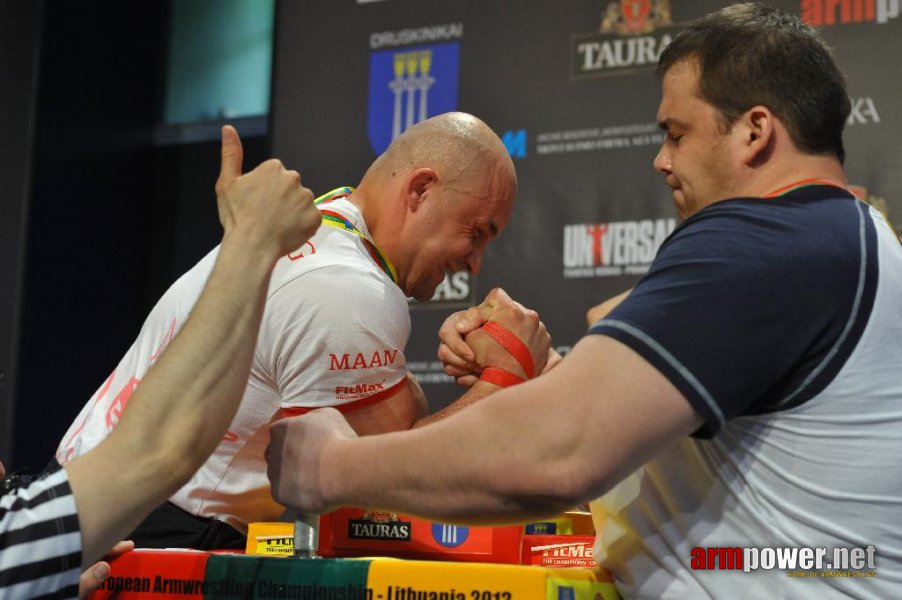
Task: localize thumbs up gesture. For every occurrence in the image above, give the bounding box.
[214,125,320,260]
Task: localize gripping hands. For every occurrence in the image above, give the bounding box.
[438,288,557,387]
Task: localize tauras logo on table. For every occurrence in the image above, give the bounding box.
[349,511,412,541]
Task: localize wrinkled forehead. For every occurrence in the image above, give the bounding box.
[455,169,515,237]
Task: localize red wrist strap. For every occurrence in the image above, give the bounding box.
[480,366,525,388]
[481,321,535,379]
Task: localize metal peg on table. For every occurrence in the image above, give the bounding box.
[294,512,320,558]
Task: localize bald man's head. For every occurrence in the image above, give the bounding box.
[356,112,518,300]
[366,112,516,197]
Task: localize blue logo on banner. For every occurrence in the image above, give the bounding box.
[502,129,527,158]
[431,523,469,548]
[558,587,576,600]
[367,42,460,155]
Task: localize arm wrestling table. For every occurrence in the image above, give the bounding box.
[88,510,619,600]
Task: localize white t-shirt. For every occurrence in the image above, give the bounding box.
[57,198,410,530]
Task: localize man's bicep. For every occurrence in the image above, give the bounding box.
[547,334,703,494]
[343,373,427,436]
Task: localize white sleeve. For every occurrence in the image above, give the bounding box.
[256,264,410,410]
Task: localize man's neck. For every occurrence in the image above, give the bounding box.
[344,189,367,217]
[739,153,847,199]
[346,185,407,291]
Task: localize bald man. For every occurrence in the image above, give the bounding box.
[55,112,551,549]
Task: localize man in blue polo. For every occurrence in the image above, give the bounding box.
[266,5,902,597]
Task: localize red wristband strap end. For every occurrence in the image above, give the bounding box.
[479,366,525,388]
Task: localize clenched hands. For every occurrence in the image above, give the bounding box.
[438,288,559,386]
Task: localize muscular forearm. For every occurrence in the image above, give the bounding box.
[120,234,276,469]
[411,380,499,428]
[66,231,278,564]
[323,380,592,523]
[66,124,319,565]
[318,336,701,525]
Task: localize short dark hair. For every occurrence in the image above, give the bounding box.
[657,3,850,163]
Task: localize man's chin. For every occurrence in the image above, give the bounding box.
[411,286,437,302]
[671,192,689,220]
[407,271,447,302]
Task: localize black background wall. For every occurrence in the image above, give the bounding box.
[3,2,273,472]
[0,0,44,467]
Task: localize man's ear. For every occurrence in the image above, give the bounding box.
[738,105,774,166]
[406,168,437,211]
